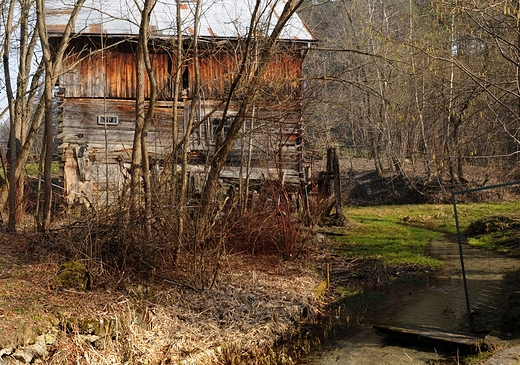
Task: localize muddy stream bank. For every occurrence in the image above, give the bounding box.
[302,234,520,365]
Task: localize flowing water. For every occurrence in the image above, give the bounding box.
[303,235,520,365]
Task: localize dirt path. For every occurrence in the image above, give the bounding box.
[304,235,520,365]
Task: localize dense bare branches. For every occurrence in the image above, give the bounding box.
[301,0,520,188]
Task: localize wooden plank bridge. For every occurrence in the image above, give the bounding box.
[374,322,484,350]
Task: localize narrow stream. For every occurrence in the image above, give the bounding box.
[302,235,520,365]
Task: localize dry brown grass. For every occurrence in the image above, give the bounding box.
[0,230,326,364]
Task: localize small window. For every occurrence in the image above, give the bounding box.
[212,117,233,140]
[97,115,119,126]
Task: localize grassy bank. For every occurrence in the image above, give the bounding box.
[335,202,520,258]
[323,202,520,305]
[328,204,454,270]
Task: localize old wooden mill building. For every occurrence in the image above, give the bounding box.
[45,0,315,209]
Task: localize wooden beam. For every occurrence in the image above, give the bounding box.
[374,322,483,349]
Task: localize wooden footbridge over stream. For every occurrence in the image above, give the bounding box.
[373,322,483,350]
[368,231,520,358]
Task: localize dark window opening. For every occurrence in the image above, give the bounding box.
[182,65,189,91]
[212,117,234,140]
[97,115,119,125]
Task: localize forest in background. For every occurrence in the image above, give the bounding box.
[301,0,520,191]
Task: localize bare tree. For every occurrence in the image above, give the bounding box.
[198,0,306,233]
[0,0,85,231]
[129,0,159,237]
[171,0,185,263]
[301,0,518,191]
[174,0,202,264]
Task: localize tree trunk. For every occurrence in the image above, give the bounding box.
[129,41,146,217]
[36,0,56,230]
[140,0,159,238]
[172,0,184,263]
[198,0,304,232]
[177,0,202,263]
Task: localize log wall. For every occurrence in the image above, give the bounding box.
[57,36,306,207]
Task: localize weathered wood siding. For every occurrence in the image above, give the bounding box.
[59,37,303,101]
[57,36,306,207]
[61,40,173,100]
[58,98,180,161]
[197,49,240,99]
[58,96,303,205]
[262,52,303,99]
[223,104,303,172]
[58,97,183,206]
[195,48,303,100]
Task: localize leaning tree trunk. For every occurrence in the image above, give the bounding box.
[198,0,305,234]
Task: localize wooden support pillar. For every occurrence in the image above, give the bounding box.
[331,148,346,226]
[318,147,346,225]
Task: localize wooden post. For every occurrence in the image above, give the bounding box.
[332,148,346,226]
[326,148,333,196]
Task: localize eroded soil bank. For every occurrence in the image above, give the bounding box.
[304,234,520,365]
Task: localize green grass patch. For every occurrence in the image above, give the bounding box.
[346,202,520,233]
[336,287,388,303]
[329,202,520,267]
[24,161,61,176]
[464,211,520,253]
[345,204,455,232]
[453,202,520,232]
[329,205,444,268]
[454,202,520,253]
[462,351,494,365]
[0,161,60,178]
[335,222,440,267]
[468,230,520,253]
